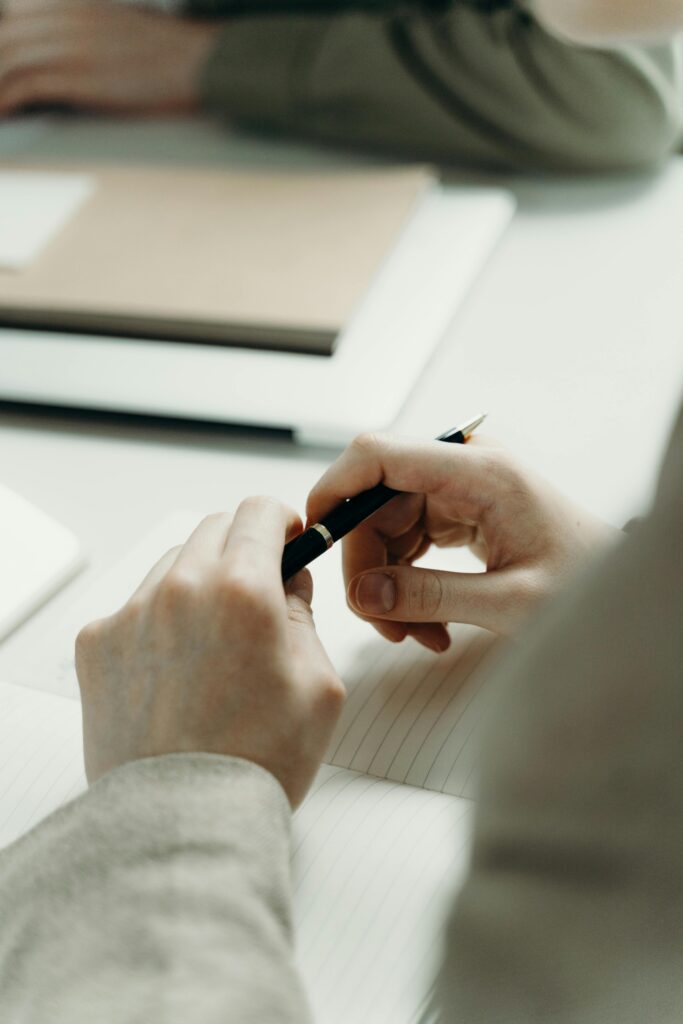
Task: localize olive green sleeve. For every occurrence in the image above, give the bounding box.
[185,2,683,171]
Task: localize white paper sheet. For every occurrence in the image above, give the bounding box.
[0,484,84,642]
[0,171,95,271]
[0,682,85,848]
[0,679,471,1024]
[293,765,472,1024]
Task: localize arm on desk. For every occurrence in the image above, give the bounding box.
[190,1,683,171]
[0,755,312,1023]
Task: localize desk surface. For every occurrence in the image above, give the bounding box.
[1,117,682,681]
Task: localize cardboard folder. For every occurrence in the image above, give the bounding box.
[0,164,433,356]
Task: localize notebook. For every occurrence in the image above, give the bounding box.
[0,512,500,1024]
[0,164,432,355]
[0,483,84,642]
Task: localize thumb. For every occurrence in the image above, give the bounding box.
[347,566,524,636]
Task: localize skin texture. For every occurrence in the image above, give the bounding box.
[306,435,619,652]
[0,2,221,117]
[75,436,616,803]
[75,499,345,807]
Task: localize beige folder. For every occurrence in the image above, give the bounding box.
[0,164,433,356]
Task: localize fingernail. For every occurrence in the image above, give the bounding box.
[355,573,396,615]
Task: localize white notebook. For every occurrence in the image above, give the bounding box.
[0,512,500,1024]
[0,483,84,642]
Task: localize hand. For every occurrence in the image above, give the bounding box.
[0,3,223,117]
[306,433,619,650]
[75,500,345,808]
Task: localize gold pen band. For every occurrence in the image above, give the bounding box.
[311,523,334,550]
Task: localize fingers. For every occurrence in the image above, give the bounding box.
[127,501,297,610]
[306,432,496,526]
[223,496,301,586]
[342,519,410,644]
[347,565,531,636]
[284,570,346,710]
[285,568,313,605]
[172,512,232,570]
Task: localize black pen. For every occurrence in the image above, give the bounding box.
[282,413,487,582]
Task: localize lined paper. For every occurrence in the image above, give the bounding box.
[0,680,472,1024]
[0,682,85,848]
[293,764,472,1024]
[326,627,499,798]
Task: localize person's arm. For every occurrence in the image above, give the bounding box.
[190,1,683,170]
[436,403,683,1022]
[0,501,345,1022]
[0,2,681,170]
[0,755,312,1022]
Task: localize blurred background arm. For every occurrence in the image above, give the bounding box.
[0,1,681,171]
[187,0,683,170]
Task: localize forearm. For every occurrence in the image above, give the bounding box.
[193,3,682,171]
[0,755,311,1023]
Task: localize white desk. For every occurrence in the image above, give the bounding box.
[1,119,682,682]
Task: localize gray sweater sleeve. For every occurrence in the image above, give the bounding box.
[183,1,683,171]
[437,402,683,1023]
[0,754,311,1024]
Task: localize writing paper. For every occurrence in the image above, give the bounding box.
[0,483,84,642]
[0,682,85,848]
[293,765,471,1024]
[0,172,95,271]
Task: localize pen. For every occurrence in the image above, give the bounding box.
[281,413,487,582]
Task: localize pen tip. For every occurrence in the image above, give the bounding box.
[461,412,487,437]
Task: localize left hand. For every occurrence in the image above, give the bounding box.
[75,500,345,808]
[0,2,223,117]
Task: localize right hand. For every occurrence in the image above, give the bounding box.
[307,433,619,650]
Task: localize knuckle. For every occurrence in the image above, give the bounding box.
[238,494,284,517]
[316,671,346,715]
[479,447,519,486]
[114,595,147,632]
[352,430,385,459]
[157,568,201,607]
[204,510,232,529]
[75,617,109,684]
[216,570,278,627]
[74,620,100,663]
